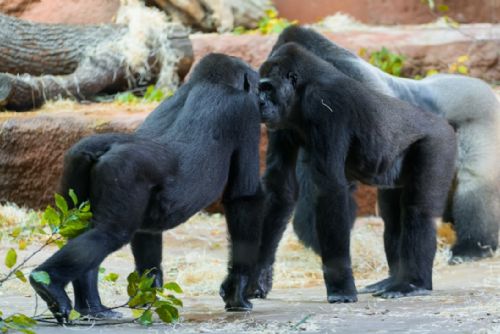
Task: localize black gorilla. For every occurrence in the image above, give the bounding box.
[274,26,500,264]
[29,54,263,322]
[255,42,456,303]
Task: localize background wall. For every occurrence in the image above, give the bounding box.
[273,0,499,25]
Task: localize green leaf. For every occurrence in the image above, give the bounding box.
[68,309,81,321]
[5,248,17,268]
[437,4,449,12]
[457,65,468,74]
[163,282,183,293]
[137,309,153,326]
[30,271,51,285]
[4,313,36,332]
[11,226,22,238]
[42,206,60,231]
[104,272,119,282]
[127,271,140,297]
[128,292,146,308]
[58,220,89,239]
[138,276,155,291]
[68,189,78,206]
[166,294,183,307]
[15,270,27,283]
[54,239,66,249]
[54,194,68,216]
[155,305,173,323]
[79,201,91,212]
[99,267,106,273]
[131,309,144,319]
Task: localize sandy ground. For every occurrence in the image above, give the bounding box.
[1,208,499,334]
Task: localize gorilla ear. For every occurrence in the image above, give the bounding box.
[243,73,250,92]
[288,72,298,88]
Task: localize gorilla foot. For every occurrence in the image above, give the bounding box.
[220,273,252,311]
[327,293,358,303]
[450,243,496,265]
[29,273,72,324]
[373,282,431,299]
[358,277,393,294]
[76,306,123,319]
[245,265,273,299]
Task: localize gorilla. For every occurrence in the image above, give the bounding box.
[276,26,500,263]
[254,42,457,303]
[29,53,264,323]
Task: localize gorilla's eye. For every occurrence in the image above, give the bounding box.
[259,78,274,92]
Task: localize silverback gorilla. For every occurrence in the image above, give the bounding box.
[30,54,263,322]
[253,42,456,303]
[276,26,500,263]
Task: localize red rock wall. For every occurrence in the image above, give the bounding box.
[0,0,120,25]
[274,0,500,25]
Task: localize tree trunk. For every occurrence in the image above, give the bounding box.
[0,13,193,111]
[146,0,270,32]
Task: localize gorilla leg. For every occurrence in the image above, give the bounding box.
[236,130,298,301]
[220,192,264,311]
[374,135,455,298]
[293,154,358,254]
[292,152,320,253]
[315,186,357,303]
[30,228,131,323]
[360,188,402,294]
[450,123,500,261]
[131,231,163,287]
[31,148,156,323]
[451,186,500,261]
[73,267,122,318]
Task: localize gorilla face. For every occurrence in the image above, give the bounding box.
[258,68,298,129]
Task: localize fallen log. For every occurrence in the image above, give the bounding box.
[0,5,193,111]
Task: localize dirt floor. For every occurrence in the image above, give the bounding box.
[1,205,499,333]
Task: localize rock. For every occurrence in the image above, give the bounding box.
[273,0,499,25]
[0,0,120,25]
[191,24,500,82]
[0,0,33,16]
[0,105,147,209]
[0,105,379,216]
[0,106,285,213]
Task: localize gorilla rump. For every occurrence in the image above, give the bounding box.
[255,42,456,303]
[29,54,264,322]
[275,26,500,262]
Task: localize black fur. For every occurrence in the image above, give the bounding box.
[255,42,456,302]
[273,26,500,263]
[30,54,263,323]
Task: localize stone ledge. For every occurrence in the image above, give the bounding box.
[0,105,377,216]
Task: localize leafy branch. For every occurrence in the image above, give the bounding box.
[1,190,183,333]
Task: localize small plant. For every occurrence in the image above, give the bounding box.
[114,85,172,105]
[448,54,469,75]
[257,9,296,35]
[233,8,296,35]
[1,191,183,331]
[1,190,90,333]
[0,312,37,334]
[359,47,405,77]
[127,271,183,325]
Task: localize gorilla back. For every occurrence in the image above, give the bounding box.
[30,54,264,322]
[257,42,456,302]
[274,26,500,262]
